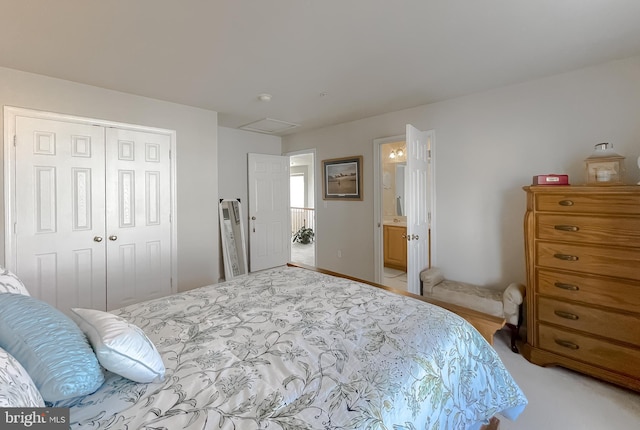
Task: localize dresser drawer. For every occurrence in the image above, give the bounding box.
[537,297,640,345]
[538,324,640,379]
[536,242,640,281]
[535,192,640,215]
[536,213,640,246]
[536,269,640,313]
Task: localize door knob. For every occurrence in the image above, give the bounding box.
[108,235,118,241]
[251,216,256,220]
[93,236,103,242]
[413,234,419,240]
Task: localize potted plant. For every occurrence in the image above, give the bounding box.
[292,225,314,244]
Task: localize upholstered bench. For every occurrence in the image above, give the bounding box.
[420,267,525,352]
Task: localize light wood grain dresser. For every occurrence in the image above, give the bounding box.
[523,185,640,391]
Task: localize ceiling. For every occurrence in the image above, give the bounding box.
[1,1,640,136]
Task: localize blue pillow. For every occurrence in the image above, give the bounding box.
[0,294,104,402]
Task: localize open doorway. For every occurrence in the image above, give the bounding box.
[379,140,408,290]
[289,150,316,266]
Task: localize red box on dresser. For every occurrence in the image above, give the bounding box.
[532,174,569,185]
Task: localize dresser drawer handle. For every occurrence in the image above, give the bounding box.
[558,200,574,206]
[554,282,579,291]
[554,225,579,232]
[553,253,579,261]
[554,310,579,320]
[555,339,579,350]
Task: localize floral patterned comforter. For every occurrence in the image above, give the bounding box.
[69,266,527,430]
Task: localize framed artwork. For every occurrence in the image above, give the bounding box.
[322,155,363,200]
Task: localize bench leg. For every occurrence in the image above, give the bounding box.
[504,303,524,353]
[505,323,519,353]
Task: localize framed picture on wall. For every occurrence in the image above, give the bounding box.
[322,155,363,200]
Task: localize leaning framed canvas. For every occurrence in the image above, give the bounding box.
[322,155,363,200]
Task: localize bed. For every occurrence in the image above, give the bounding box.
[1,265,526,430]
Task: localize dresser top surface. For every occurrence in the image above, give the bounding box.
[523,185,640,193]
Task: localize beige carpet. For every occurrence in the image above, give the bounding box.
[290,241,315,266]
[492,329,640,429]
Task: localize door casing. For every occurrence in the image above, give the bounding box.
[285,148,317,267]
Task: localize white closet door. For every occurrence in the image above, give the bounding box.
[105,128,172,309]
[14,116,107,311]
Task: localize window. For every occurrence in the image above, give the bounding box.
[290,174,305,207]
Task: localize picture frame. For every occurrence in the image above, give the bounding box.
[322,155,363,200]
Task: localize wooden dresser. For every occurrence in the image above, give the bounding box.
[523,185,640,391]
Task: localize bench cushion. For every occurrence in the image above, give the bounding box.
[430,280,504,318]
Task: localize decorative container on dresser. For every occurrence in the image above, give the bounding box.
[523,185,640,391]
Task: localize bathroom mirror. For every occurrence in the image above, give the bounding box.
[219,199,248,280]
[395,163,406,216]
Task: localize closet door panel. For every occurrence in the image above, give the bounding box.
[105,128,172,309]
[14,116,107,312]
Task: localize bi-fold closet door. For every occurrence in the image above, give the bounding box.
[9,111,174,313]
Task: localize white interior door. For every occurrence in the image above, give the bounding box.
[13,116,107,311]
[248,153,290,272]
[7,108,176,314]
[105,128,172,309]
[405,125,433,294]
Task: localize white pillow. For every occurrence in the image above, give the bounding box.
[70,308,165,383]
[0,346,45,407]
[0,266,30,296]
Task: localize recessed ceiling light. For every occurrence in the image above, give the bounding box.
[258,93,272,102]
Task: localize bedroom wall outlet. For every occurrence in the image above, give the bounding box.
[337,250,342,258]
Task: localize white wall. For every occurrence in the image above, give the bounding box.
[0,67,219,292]
[282,56,640,287]
[217,126,281,279]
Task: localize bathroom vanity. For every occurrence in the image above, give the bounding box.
[383,223,407,271]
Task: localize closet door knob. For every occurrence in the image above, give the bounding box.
[109,235,118,241]
[93,236,103,242]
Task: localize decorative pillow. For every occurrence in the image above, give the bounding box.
[0,346,45,407]
[0,266,30,295]
[0,294,104,402]
[70,308,165,383]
